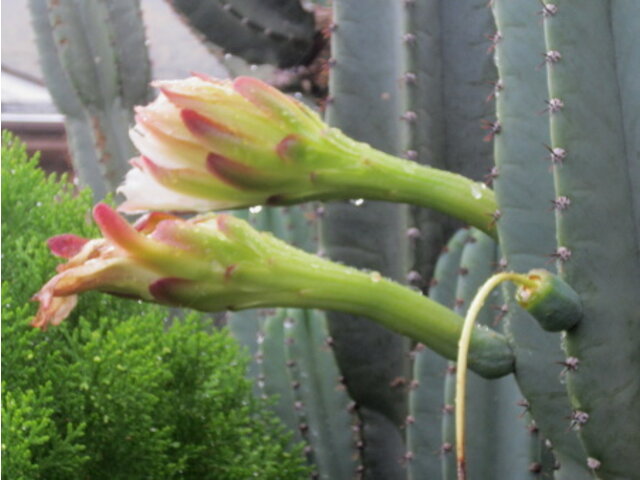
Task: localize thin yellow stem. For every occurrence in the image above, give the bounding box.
[455,272,536,480]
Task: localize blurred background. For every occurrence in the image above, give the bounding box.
[1,0,228,175]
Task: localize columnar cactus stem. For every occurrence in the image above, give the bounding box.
[400,0,447,289]
[440,0,497,181]
[407,228,468,480]
[455,271,537,480]
[442,229,499,480]
[542,1,640,477]
[259,309,302,441]
[489,0,591,476]
[283,309,359,479]
[29,0,151,197]
[611,1,640,244]
[322,1,410,477]
[166,0,316,68]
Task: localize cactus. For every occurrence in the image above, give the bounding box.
[439,230,539,480]
[442,229,500,480]
[28,0,640,478]
[407,228,468,480]
[321,1,410,478]
[28,0,151,198]
[228,204,360,478]
[284,308,359,479]
[542,2,640,477]
[165,0,317,69]
[489,0,592,477]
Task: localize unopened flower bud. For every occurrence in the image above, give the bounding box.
[118,75,499,237]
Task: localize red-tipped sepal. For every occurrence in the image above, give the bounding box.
[47,234,89,259]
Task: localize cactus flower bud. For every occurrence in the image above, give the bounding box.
[32,202,312,329]
[120,75,332,213]
[120,75,498,237]
[515,269,582,332]
[32,203,513,379]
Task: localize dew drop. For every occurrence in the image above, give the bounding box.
[470,183,484,199]
[369,271,381,283]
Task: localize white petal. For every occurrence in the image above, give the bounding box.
[117,168,234,213]
[130,125,205,169]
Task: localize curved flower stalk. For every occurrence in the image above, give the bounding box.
[32,204,513,378]
[120,75,498,237]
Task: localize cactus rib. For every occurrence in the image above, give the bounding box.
[322,1,411,477]
[542,1,640,477]
[166,0,316,68]
[489,0,592,477]
[407,228,468,480]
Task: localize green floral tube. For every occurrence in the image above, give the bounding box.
[119,75,497,237]
[33,204,512,378]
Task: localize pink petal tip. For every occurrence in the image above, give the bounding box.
[47,234,89,259]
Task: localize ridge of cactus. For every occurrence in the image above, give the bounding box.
[542,1,640,477]
[489,0,592,477]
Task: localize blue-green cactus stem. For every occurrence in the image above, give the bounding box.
[29,0,103,198]
[29,0,151,196]
[321,0,410,477]
[63,118,109,200]
[166,0,316,68]
[400,0,447,289]
[542,1,640,477]
[281,205,318,253]
[103,0,152,109]
[489,302,540,480]
[611,1,640,248]
[441,361,456,480]
[284,309,359,479]
[440,0,497,181]
[490,0,592,477]
[407,228,468,480]
[441,229,500,479]
[258,309,302,443]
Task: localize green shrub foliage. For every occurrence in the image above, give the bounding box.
[1,133,309,479]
